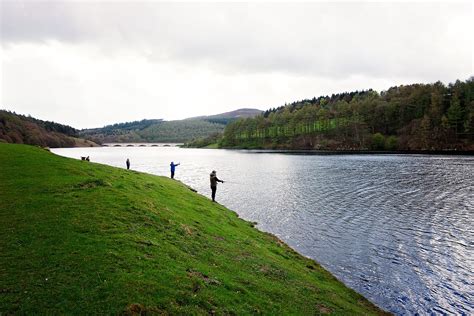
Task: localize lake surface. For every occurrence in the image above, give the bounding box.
[52,147,474,315]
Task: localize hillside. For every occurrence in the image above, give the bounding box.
[188,108,263,125]
[0,143,387,315]
[0,110,97,148]
[220,79,474,151]
[80,108,262,144]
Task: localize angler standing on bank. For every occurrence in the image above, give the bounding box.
[170,161,180,179]
[210,170,224,202]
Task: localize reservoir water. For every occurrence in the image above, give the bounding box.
[52,147,474,315]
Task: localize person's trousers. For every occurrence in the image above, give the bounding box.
[211,186,217,201]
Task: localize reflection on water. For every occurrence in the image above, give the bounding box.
[52,147,474,315]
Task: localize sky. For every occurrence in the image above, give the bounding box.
[1,1,473,129]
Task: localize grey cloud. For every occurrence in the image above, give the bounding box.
[1,1,85,43]
[1,1,472,80]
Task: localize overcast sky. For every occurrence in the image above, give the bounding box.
[1,1,472,129]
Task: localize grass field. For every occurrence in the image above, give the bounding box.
[0,144,388,315]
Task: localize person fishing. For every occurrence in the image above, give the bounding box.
[170,161,180,179]
[126,158,130,170]
[210,170,224,202]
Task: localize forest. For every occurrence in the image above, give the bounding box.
[218,79,474,151]
[0,110,87,148]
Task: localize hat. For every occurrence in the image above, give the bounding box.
[211,170,216,175]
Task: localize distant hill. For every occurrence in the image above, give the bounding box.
[81,108,263,144]
[188,108,263,125]
[0,110,97,148]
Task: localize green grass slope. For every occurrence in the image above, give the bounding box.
[0,144,388,315]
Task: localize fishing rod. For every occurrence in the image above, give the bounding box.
[221,180,243,185]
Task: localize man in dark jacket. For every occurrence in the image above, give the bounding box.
[170,161,180,179]
[210,170,224,202]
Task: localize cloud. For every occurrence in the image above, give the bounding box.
[2,2,472,78]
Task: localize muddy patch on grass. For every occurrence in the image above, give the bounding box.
[180,224,194,236]
[258,264,287,279]
[74,178,111,189]
[186,269,221,286]
[213,235,225,241]
[316,303,333,314]
[235,251,252,261]
[122,303,167,316]
[135,239,158,247]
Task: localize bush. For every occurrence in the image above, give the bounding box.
[385,136,398,151]
[371,133,385,150]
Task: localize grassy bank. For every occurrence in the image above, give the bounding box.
[0,144,387,315]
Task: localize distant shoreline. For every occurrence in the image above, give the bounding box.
[222,149,474,156]
[91,143,474,155]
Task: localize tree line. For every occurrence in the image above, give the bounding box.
[0,110,80,147]
[219,79,474,151]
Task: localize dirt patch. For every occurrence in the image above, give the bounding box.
[186,269,221,285]
[316,304,333,314]
[143,182,156,189]
[235,251,252,261]
[75,178,111,189]
[135,239,158,247]
[258,264,286,279]
[122,303,167,315]
[264,232,286,247]
[180,224,194,235]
